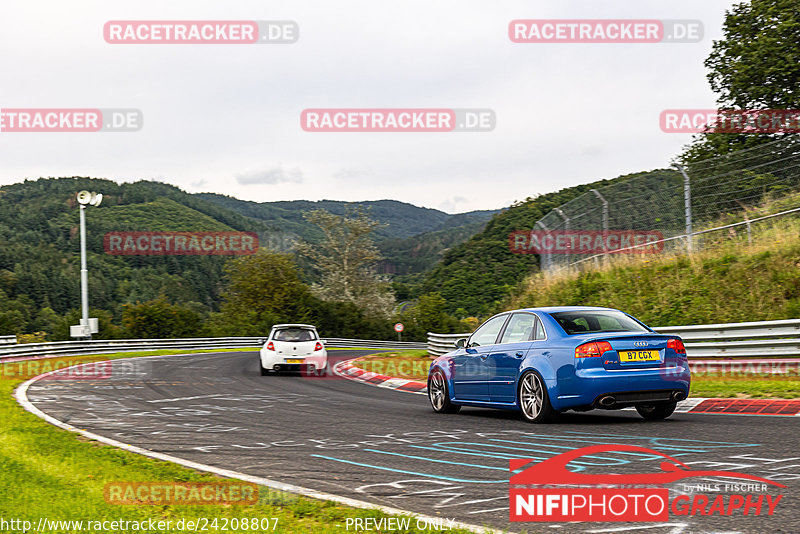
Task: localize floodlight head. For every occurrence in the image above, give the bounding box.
[77,191,102,207]
[76,190,92,205]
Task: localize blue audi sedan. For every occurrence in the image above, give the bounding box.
[427,306,690,423]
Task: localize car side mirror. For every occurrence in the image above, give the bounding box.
[455,338,467,349]
[258,338,266,344]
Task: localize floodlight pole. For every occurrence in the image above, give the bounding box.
[79,204,90,338]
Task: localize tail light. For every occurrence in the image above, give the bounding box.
[575,341,613,358]
[668,338,687,356]
[266,342,275,351]
[314,342,323,351]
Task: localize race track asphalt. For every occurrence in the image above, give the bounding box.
[22,350,800,533]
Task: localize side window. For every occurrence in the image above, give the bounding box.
[499,313,538,344]
[534,317,546,340]
[469,315,508,347]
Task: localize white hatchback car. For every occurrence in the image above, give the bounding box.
[259,324,328,375]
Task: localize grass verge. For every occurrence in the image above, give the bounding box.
[690,374,800,399]
[0,350,477,533]
[510,216,800,326]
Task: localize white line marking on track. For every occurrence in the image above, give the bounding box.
[148,394,226,403]
[15,354,503,534]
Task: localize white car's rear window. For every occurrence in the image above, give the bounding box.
[273,328,317,342]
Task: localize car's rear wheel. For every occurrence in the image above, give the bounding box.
[518,371,557,423]
[428,369,460,414]
[259,362,270,376]
[636,401,677,420]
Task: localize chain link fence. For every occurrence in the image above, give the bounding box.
[528,136,800,273]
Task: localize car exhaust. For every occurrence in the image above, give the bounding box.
[598,395,616,407]
[274,365,281,371]
[672,390,686,401]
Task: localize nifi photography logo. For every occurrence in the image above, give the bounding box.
[509,445,785,523]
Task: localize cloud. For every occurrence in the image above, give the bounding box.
[334,167,372,181]
[437,196,469,213]
[235,165,304,186]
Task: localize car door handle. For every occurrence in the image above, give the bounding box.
[480,354,489,360]
[515,352,524,358]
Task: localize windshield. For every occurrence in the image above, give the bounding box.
[550,311,649,335]
[273,328,317,342]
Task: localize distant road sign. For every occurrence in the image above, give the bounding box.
[394,323,404,333]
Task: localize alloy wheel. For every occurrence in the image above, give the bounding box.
[520,372,544,420]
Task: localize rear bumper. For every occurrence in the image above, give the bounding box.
[551,363,690,411]
[259,349,327,371]
[592,389,686,409]
[271,363,321,373]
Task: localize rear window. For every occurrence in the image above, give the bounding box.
[273,328,317,342]
[550,311,649,335]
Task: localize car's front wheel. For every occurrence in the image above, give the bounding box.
[636,401,677,421]
[518,371,557,423]
[428,369,461,414]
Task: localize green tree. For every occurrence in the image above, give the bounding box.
[681,0,800,162]
[397,293,461,340]
[218,250,313,335]
[296,208,395,317]
[122,298,203,338]
[0,309,25,336]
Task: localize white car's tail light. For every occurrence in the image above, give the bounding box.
[266,342,275,351]
[314,342,323,351]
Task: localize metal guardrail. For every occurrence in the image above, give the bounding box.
[0,335,17,346]
[427,318,800,359]
[427,333,467,357]
[0,337,425,362]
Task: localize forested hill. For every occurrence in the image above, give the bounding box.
[419,169,681,316]
[197,194,499,276]
[0,178,277,330]
[0,177,497,337]
[197,193,498,241]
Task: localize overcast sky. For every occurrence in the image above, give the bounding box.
[0,0,741,213]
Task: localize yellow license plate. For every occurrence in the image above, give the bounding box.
[619,350,660,362]
[286,359,304,364]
